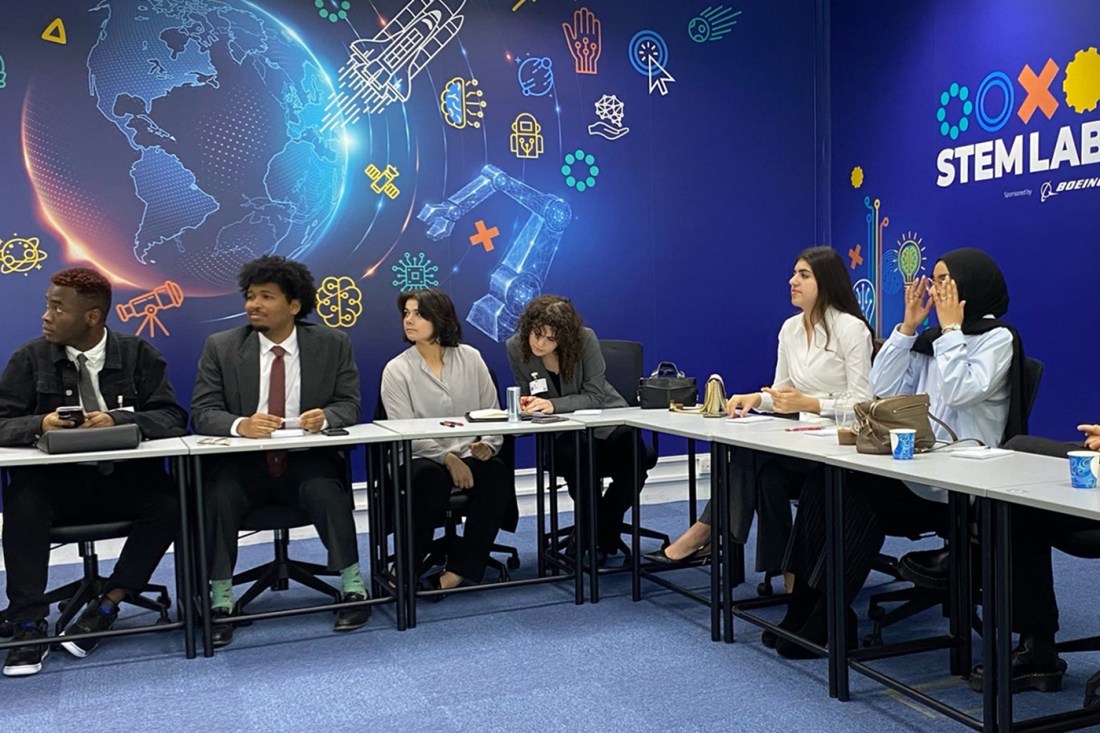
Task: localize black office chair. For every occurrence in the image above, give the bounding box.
[373,366,520,584]
[229,504,342,614]
[0,470,172,638]
[0,523,172,638]
[863,356,1045,646]
[543,339,665,562]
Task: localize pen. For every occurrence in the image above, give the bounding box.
[784,426,823,432]
[440,420,464,427]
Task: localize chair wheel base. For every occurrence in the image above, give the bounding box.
[757,582,773,596]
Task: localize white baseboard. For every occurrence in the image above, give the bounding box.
[0,454,708,571]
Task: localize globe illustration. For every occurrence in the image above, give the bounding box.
[22,0,348,296]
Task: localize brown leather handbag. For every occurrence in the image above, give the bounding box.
[852,394,958,454]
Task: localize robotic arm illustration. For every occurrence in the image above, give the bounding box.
[418,165,572,341]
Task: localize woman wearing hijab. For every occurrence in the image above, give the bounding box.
[772,248,1030,661]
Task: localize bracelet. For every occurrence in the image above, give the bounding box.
[941,323,962,333]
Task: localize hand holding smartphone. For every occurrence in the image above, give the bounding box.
[56,406,86,427]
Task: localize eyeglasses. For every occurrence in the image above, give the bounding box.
[196,437,232,446]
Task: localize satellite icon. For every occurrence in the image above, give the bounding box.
[115,281,184,338]
[322,0,466,129]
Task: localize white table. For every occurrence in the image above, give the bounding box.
[374,416,586,628]
[0,437,195,658]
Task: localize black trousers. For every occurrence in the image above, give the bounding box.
[554,426,648,552]
[410,456,516,583]
[700,452,813,573]
[3,459,179,623]
[1002,435,1092,637]
[788,468,948,605]
[204,450,359,580]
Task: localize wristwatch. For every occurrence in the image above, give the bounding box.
[941,323,962,334]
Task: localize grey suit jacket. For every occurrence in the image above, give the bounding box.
[190,322,361,436]
[506,327,626,439]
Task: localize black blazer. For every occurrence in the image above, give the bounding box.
[190,321,361,436]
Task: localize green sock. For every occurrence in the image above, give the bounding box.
[210,579,234,612]
[340,563,366,597]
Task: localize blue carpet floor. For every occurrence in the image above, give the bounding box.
[3,501,1099,732]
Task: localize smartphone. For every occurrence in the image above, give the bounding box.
[56,406,86,426]
[322,427,349,436]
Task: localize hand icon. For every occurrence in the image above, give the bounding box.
[563,7,601,75]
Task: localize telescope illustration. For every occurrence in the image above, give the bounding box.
[115,280,184,338]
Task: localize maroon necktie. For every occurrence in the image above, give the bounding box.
[266,345,287,477]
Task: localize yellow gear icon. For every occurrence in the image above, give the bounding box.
[1063,47,1100,114]
[850,166,864,189]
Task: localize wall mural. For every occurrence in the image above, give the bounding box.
[0,0,818,438]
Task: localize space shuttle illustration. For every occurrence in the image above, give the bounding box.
[323,0,466,129]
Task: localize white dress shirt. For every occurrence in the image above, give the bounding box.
[870,318,1013,501]
[756,308,873,416]
[65,330,108,412]
[230,328,302,436]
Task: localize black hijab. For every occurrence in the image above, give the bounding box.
[911,248,1028,443]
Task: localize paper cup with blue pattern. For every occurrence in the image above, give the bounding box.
[1067,450,1100,489]
[889,428,916,460]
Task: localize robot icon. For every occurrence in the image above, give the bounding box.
[418,165,572,341]
[510,113,544,160]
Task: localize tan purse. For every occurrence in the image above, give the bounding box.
[852,394,958,454]
[670,374,727,418]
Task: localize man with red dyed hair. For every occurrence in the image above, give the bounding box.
[0,267,187,677]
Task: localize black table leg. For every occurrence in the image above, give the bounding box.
[191,456,213,658]
[994,500,1013,733]
[981,498,997,733]
[586,427,599,603]
[688,439,698,525]
[720,445,735,643]
[173,456,195,659]
[535,434,547,578]
[709,442,721,642]
[631,431,642,602]
[825,465,849,701]
[400,440,415,629]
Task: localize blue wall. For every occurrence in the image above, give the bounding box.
[830,0,1100,439]
[0,0,818,465]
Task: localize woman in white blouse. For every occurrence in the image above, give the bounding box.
[773,247,1029,661]
[647,247,873,581]
[380,289,517,592]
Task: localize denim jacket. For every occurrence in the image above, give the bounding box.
[0,330,188,447]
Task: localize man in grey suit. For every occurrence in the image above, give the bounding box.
[190,256,368,646]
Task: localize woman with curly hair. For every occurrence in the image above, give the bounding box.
[506,295,646,562]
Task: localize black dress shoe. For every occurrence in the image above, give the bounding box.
[775,603,857,660]
[1084,668,1100,709]
[211,609,234,648]
[763,577,819,648]
[897,547,950,591]
[419,571,450,602]
[333,592,372,632]
[642,546,709,566]
[969,635,1066,693]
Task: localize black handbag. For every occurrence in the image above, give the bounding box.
[35,424,142,455]
[638,361,697,409]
